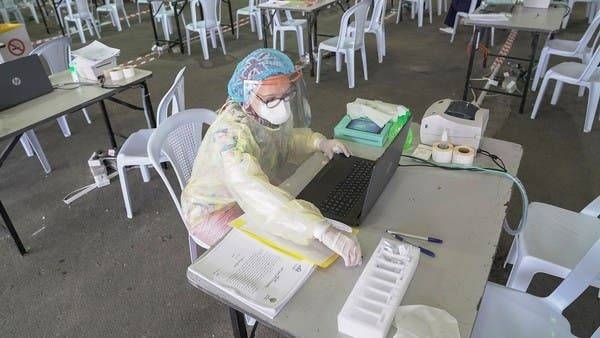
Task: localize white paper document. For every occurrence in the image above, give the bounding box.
[71,41,120,62]
[187,230,314,319]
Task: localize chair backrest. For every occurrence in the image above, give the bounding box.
[156,66,187,124]
[468,0,478,14]
[545,238,600,311]
[190,0,220,26]
[66,0,92,17]
[3,0,17,8]
[367,0,386,31]
[579,43,600,81]
[575,12,600,55]
[337,0,369,49]
[29,36,71,74]
[147,109,217,215]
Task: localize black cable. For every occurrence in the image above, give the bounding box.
[400,154,506,173]
[477,148,507,172]
[53,81,100,90]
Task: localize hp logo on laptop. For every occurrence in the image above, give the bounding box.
[11,77,22,86]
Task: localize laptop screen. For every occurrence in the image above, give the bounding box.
[0,55,53,111]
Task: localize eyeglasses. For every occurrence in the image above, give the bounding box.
[254,88,297,108]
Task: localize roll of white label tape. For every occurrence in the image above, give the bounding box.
[452,145,475,165]
[432,142,453,163]
[122,66,135,78]
[109,67,124,81]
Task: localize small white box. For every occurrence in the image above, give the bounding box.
[523,0,550,8]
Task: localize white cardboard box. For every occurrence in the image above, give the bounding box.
[0,23,33,62]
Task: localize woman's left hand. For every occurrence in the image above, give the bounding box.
[318,139,351,160]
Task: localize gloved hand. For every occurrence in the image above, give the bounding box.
[316,226,362,267]
[317,139,351,160]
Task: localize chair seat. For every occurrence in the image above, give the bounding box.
[471,282,575,338]
[186,21,219,31]
[546,39,581,54]
[319,36,358,52]
[237,6,257,15]
[522,202,600,270]
[117,129,154,165]
[97,4,117,11]
[548,61,600,83]
[65,13,92,21]
[280,18,306,27]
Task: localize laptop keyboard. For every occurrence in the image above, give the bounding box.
[319,159,374,217]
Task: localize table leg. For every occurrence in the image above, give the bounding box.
[225,0,234,35]
[0,135,28,255]
[307,12,315,76]
[229,308,248,338]
[141,81,156,128]
[52,0,65,36]
[519,32,540,115]
[35,0,50,34]
[0,200,28,255]
[173,1,185,53]
[99,100,118,148]
[148,2,160,48]
[463,26,479,101]
[262,10,268,48]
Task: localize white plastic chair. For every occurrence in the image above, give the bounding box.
[349,0,386,63]
[1,0,24,22]
[531,41,600,132]
[316,0,369,89]
[150,0,184,40]
[96,0,130,32]
[272,10,306,57]
[395,0,432,27]
[437,0,447,15]
[16,0,39,23]
[449,0,495,46]
[185,0,226,60]
[503,198,600,299]
[147,109,217,261]
[136,0,148,23]
[30,37,92,138]
[236,0,262,40]
[532,13,600,91]
[117,67,205,219]
[64,0,101,43]
[471,237,600,337]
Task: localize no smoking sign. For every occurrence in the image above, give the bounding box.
[7,38,25,56]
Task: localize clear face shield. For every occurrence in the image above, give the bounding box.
[242,70,311,129]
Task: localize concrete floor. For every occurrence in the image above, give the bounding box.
[1,2,599,337]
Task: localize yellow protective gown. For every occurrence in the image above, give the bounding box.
[181,102,329,246]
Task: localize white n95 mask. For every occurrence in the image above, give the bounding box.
[256,100,292,125]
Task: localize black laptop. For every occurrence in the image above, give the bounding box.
[0,55,53,111]
[297,115,412,226]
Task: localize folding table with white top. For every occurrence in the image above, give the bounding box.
[462,4,566,114]
[187,124,524,338]
[0,68,154,255]
[259,0,347,76]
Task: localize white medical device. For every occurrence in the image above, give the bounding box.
[420,99,489,150]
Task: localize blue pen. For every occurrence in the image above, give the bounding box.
[392,234,436,258]
[385,229,443,244]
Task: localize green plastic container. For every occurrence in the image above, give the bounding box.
[334,109,413,149]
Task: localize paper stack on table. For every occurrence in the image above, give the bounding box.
[187,229,315,319]
[71,41,120,80]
